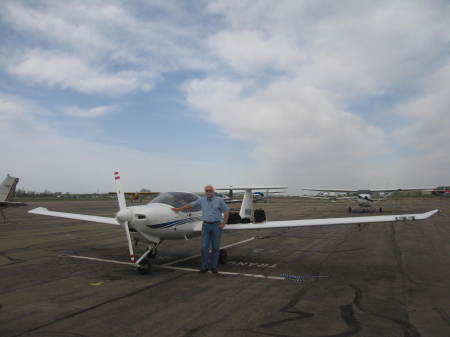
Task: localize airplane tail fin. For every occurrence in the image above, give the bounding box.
[0,174,19,202]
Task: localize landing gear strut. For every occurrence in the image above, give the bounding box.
[136,241,160,275]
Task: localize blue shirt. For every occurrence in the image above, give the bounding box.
[190,196,229,222]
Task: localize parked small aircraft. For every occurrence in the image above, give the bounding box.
[302,187,432,212]
[0,174,26,222]
[217,187,287,203]
[28,172,438,274]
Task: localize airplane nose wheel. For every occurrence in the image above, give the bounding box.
[137,259,152,275]
[219,249,228,265]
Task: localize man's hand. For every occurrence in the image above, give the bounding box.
[219,223,225,229]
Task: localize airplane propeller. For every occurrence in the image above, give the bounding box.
[114,171,136,263]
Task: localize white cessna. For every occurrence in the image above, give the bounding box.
[29,172,438,274]
[302,187,432,213]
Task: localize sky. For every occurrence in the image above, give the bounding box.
[1,0,449,193]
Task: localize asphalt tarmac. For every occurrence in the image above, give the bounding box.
[1,197,449,337]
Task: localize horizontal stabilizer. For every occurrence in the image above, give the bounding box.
[29,207,119,225]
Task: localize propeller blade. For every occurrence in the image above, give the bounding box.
[123,221,136,263]
[114,170,127,211]
[113,171,135,264]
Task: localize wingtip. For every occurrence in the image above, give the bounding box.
[422,209,439,218]
[28,207,48,214]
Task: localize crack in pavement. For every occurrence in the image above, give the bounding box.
[8,272,189,337]
[389,223,418,285]
[434,307,450,327]
[349,284,422,337]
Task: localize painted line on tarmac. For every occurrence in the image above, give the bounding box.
[66,254,284,281]
[68,255,134,266]
[162,236,256,266]
[156,265,285,280]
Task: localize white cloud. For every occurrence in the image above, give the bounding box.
[209,31,303,73]
[0,96,244,193]
[9,50,152,95]
[184,0,450,187]
[0,98,24,122]
[1,1,212,95]
[1,0,450,190]
[206,0,450,96]
[185,77,390,187]
[62,105,117,118]
[393,62,450,151]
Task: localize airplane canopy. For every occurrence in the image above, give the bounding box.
[149,192,199,208]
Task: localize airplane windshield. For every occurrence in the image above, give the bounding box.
[150,192,200,208]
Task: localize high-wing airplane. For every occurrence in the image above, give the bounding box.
[302,187,432,213]
[28,172,438,275]
[0,174,26,222]
[216,186,287,204]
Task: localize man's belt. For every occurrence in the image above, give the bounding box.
[204,221,221,224]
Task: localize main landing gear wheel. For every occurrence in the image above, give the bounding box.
[379,207,383,213]
[348,207,352,213]
[137,259,152,275]
[149,249,158,259]
[219,249,228,265]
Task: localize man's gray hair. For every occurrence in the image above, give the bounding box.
[204,184,215,191]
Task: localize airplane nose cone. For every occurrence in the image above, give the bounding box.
[116,209,134,223]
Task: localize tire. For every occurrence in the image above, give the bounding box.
[227,212,241,224]
[137,260,151,275]
[219,249,228,265]
[254,209,266,223]
[348,207,352,213]
[379,207,383,213]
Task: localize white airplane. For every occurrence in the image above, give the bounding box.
[216,186,287,204]
[0,174,26,222]
[302,187,432,213]
[28,172,438,275]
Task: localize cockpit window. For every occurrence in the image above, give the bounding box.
[150,192,200,208]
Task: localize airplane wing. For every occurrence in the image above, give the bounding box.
[302,187,433,193]
[216,186,287,191]
[368,188,433,193]
[197,210,438,231]
[29,207,119,225]
[302,188,358,193]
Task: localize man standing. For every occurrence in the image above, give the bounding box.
[172,185,229,274]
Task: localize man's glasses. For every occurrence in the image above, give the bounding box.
[205,189,213,192]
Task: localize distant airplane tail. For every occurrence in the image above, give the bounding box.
[0,174,19,202]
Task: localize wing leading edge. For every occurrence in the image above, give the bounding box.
[29,207,119,225]
[206,209,438,231]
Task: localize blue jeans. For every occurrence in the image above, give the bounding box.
[201,222,222,270]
